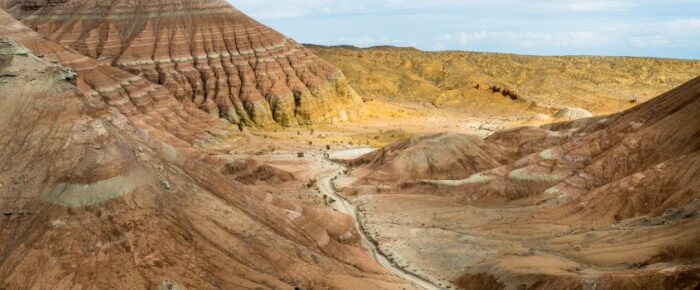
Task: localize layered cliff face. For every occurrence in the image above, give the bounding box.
[0,11,409,289]
[4,0,362,127]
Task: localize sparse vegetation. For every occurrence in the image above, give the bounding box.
[323,195,337,206]
[305,178,317,188]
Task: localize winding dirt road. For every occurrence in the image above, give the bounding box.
[317,150,447,290]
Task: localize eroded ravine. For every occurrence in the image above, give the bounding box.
[317,150,447,290]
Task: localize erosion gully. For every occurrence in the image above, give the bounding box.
[314,149,448,290]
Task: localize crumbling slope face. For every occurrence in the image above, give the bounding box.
[0,6,228,155]
[4,0,363,128]
[0,38,130,209]
[545,76,700,224]
[474,76,700,217]
[0,14,410,290]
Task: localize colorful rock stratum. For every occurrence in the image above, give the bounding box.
[0,8,409,290]
[4,0,362,127]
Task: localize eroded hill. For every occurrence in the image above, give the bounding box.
[309,45,700,116]
[3,0,363,128]
[0,10,411,289]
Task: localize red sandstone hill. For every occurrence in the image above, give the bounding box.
[0,10,408,289]
[2,0,363,128]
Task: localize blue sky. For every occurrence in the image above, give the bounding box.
[232,0,700,59]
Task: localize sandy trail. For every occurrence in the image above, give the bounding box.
[317,148,447,290]
[328,147,377,160]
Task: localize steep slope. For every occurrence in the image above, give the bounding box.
[309,45,700,116]
[343,77,700,289]
[0,11,411,289]
[4,0,362,127]
[542,77,700,223]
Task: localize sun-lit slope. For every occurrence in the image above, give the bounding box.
[344,77,700,289]
[0,11,411,289]
[309,45,700,115]
[4,0,362,128]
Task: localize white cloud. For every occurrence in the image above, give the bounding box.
[626,18,700,48]
[313,36,403,47]
[231,0,700,58]
[439,31,606,48]
[232,0,366,19]
[629,36,672,48]
[455,31,490,45]
[568,1,637,12]
[665,18,700,31]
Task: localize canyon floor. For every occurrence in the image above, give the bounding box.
[198,102,529,289]
[203,75,700,289]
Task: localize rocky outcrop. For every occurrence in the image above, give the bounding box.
[223,159,296,185]
[4,0,363,127]
[490,85,521,101]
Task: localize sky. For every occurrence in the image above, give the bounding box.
[231,0,700,59]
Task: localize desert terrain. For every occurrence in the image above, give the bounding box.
[0,1,699,290]
[309,45,700,116]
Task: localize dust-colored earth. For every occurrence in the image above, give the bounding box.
[309,44,700,116]
[1,1,699,290]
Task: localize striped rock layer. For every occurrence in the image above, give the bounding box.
[4,0,363,127]
[0,10,408,289]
